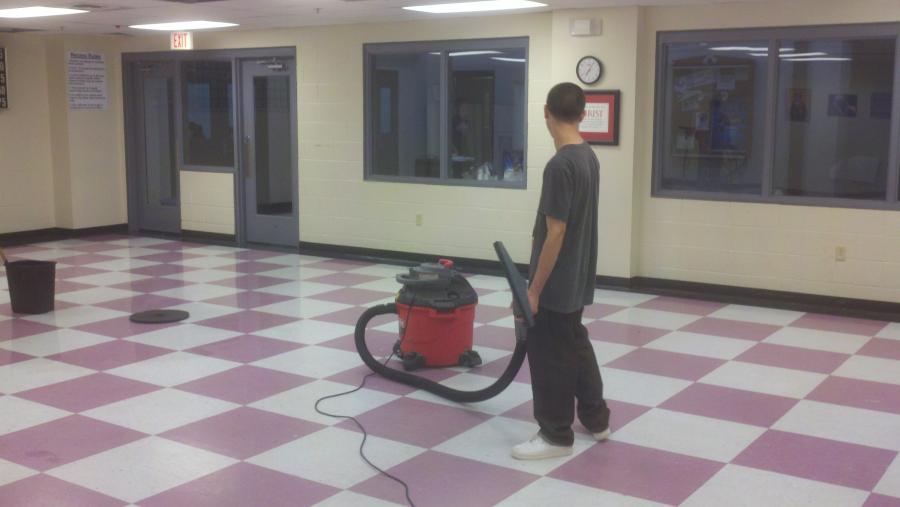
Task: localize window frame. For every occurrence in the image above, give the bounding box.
[652,23,900,210]
[363,37,530,189]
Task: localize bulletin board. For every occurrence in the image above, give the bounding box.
[669,58,753,159]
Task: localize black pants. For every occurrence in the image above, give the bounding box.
[526,307,610,446]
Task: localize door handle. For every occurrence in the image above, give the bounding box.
[242,136,252,179]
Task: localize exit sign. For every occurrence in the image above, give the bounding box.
[170,32,193,50]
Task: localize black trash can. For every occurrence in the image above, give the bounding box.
[1,248,57,315]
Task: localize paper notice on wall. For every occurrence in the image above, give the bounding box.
[68,52,107,110]
[581,102,610,134]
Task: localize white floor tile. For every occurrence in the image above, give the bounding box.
[590,341,638,365]
[351,278,405,293]
[0,329,113,357]
[106,352,239,387]
[877,323,900,341]
[152,284,241,302]
[15,249,83,261]
[255,320,355,345]
[593,289,657,307]
[250,380,398,426]
[602,308,702,331]
[466,275,514,291]
[255,299,352,319]
[181,246,242,255]
[311,490,402,507]
[681,465,867,507]
[84,258,159,271]
[478,291,514,308]
[84,388,238,434]
[249,427,424,489]
[764,327,870,354]
[98,247,167,259]
[875,455,900,498]
[256,266,337,281]
[833,355,900,386]
[173,256,241,269]
[260,254,327,267]
[708,305,804,327]
[107,237,173,247]
[0,396,70,435]
[435,416,594,476]
[124,324,242,351]
[406,375,535,416]
[161,270,236,284]
[496,477,668,507]
[644,331,756,360]
[601,368,692,407]
[611,408,765,463]
[346,264,407,278]
[22,307,127,328]
[56,287,139,305]
[166,302,241,323]
[700,361,827,399]
[256,281,343,298]
[0,458,37,487]
[0,358,94,394]
[47,436,236,504]
[251,346,362,378]
[774,400,900,452]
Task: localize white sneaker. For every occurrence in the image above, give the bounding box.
[511,434,573,460]
[593,428,611,441]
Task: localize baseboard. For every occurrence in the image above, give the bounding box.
[179,230,237,246]
[298,241,900,323]
[0,224,128,247]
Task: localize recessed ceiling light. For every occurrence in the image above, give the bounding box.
[784,57,851,62]
[710,46,768,52]
[0,6,87,18]
[404,0,546,14]
[780,52,828,58]
[129,20,238,31]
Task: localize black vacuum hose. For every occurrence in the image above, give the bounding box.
[355,303,528,403]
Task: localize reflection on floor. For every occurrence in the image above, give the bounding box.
[0,235,899,506]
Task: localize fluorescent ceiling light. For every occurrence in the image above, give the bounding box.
[429,50,502,56]
[784,57,851,62]
[129,20,238,31]
[404,0,546,14]
[711,46,767,52]
[492,57,526,62]
[0,6,87,18]
[780,52,827,58]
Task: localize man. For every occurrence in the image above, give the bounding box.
[512,82,610,460]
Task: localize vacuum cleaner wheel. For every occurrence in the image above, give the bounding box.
[458,350,482,368]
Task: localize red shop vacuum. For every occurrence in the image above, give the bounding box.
[355,241,535,403]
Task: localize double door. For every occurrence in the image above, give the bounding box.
[125,51,298,248]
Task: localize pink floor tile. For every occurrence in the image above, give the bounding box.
[56,266,107,280]
[135,251,204,263]
[585,320,669,347]
[352,451,538,507]
[549,441,723,506]
[319,329,397,355]
[48,340,172,370]
[857,338,900,361]
[807,376,900,415]
[139,462,338,507]
[866,494,900,507]
[791,313,889,337]
[736,342,851,374]
[95,294,188,313]
[0,474,125,507]
[315,307,373,326]
[680,316,781,341]
[110,277,186,293]
[502,398,650,433]
[209,275,287,290]
[637,296,726,316]
[328,364,460,396]
[0,320,58,341]
[605,348,725,381]
[196,310,296,334]
[309,288,395,306]
[734,430,896,490]
[203,291,293,309]
[0,349,33,366]
[660,383,798,427]
[54,254,118,266]
[161,407,324,459]
[176,365,313,404]
[306,272,383,287]
[129,264,195,277]
[583,303,628,319]
[472,325,519,351]
[474,305,513,324]
[0,415,145,471]
[76,317,177,339]
[188,334,303,363]
[229,261,284,274]
[17,373,160,412]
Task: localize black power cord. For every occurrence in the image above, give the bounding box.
[313,297,417,507]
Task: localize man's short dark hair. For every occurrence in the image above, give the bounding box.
[546,83,586,123]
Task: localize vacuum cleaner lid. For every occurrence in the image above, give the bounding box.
[396,268,477,310]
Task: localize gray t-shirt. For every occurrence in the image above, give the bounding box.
[529,142,599,314]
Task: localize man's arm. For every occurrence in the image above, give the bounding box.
[527,216,567,314]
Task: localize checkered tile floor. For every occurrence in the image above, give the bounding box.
[1,235,900,507]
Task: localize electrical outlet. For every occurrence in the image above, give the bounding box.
[415,214,423,227]
[835,246,847,262]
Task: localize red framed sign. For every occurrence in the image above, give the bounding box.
[581,90,620,146]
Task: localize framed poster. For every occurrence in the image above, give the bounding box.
[581,90,620,145]
[0,48,7,110]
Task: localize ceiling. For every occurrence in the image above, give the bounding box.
[0,0,783,34]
